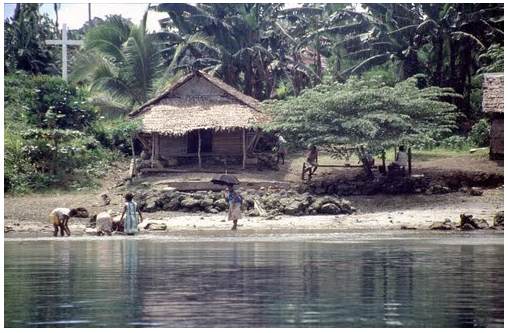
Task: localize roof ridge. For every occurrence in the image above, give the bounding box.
[129,71,263,118]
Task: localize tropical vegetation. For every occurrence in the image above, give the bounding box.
[3,3,503,192]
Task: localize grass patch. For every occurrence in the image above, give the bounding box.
[411,147,489,161]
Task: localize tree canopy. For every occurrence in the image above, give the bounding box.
[264,75,460,152]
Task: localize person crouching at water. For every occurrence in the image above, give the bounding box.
[96,211,113,236]
[120,193,143,235]
[49,207,78,237]
[225,185,243,230]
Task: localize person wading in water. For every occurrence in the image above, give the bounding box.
[120,193,143,235]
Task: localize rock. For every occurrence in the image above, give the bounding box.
[84,227,98,234]
[461,223,476,231]
[469,187,483,196]
[74,207,90,218]
[180,197,201,209]
[145,223,167,231]
[99,192,111,206]
[426,184,451,195]
[200,198,214,208]
[213,198,228,211]
[494,211,504,226]
[142,195,160,212]
[319,203,341,215]
[283,200,304,215]
[430,221,455,230]
[474,219,490,229]
[205,207,219,214]
[401,225,417,230]
[337,198,354,214]
[247,210,260,217]
[163,198,180,211]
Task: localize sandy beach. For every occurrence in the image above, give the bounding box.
[4,187,503,237]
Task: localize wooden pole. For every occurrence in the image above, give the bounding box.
[408,147,412,175]
[242,128,246,169]
[381,150,386,174]
[129,137,136,178]
[198,130,202,169]
[150,133,155,168]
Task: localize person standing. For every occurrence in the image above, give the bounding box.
[120,193,143,235]
[275,133,288,165]
[302,145,319,180]
[225,185,243,230]
[49,207,78,237]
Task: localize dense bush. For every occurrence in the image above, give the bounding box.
[468,118,490,147]
[264,75,459,153]
[4,73,128,193]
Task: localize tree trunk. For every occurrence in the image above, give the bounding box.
[449,39,457,89]
[434,33,444,86]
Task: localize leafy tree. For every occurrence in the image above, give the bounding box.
[4,3,58,74]
[4,73,117,192]
[264,75,459,152]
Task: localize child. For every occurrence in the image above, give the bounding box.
[49,207,78,237]
[120,193,143,235]
[225,186,243,230]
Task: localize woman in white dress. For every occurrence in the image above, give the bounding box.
[120,193,143,235]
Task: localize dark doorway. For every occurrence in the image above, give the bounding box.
[187,129,213,153]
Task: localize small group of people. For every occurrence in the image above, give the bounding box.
[49,192,143,237]
[50,186,245,236]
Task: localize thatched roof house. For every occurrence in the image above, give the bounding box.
[129,71,269,168]
[483,73,504,160]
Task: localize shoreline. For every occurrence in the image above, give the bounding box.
[4,188,504,238]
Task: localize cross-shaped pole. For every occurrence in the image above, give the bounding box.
[45,24,83,81]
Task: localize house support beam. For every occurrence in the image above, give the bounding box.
[150,133,155,168]
[198,130,202,169]
[242,128,246,169]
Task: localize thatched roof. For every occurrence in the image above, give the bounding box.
[483,73,504,114]
[129,71,269,135]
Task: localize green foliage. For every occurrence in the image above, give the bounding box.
[4,4,58,74]
[5,73,96,130]
[4,72,123,193]
[92,118,141,154]
[468,118,490,147]
[264,76,459,153]
[440,135,469,150]
[71,13,164,115]
[478,44,504,74]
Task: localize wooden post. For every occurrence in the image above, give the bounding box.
[242,128,246,169]
[408,147,412,175]
[150,133,155,168]
[198,130,202,169]
[129,137,136,178]
[381,150,386,174]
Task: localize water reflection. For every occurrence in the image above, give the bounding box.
[4,237,504,327]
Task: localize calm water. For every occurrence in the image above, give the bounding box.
[4,232,504,327]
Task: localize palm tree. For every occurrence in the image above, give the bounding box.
[152,3,296,100]
[71,12,166,115]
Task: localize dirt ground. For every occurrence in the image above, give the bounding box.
[4,152,504,236]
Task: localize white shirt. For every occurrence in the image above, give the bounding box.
[395,151,408,167]
[51,208,70,220]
